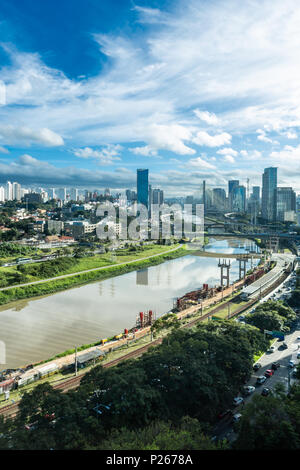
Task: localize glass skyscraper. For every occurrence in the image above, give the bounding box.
[262,167,277,221]
[137,169,149,209]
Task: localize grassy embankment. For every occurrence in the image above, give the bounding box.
[0,244,187,306]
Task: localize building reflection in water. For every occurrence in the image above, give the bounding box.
[136,268,148,286]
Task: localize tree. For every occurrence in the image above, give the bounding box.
[233,386,300,450]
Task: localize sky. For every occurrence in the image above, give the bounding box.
[0,0,300,196]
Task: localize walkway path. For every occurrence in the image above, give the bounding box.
[0,244,183,292]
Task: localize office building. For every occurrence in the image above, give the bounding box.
[232,185,246,212]
[276,187,296,222]
[228,180,239,211]
[213,188,226,211]
[152,189,164,205]
[262,167,277,221]
[137,169,149,209]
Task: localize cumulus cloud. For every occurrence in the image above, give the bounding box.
[270,144,300,161]
[130,145,158,157]
[73,145,122,165]
[217,147,238,156]
[223,155,235,164]
[193,131,232,147]
[186,156,216,169]
[0,125,64,147]
[193,109,219,125]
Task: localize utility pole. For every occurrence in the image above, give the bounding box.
[228,303,231,319]
[75,346,78,376]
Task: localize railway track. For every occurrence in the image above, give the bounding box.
[0,270,290,420]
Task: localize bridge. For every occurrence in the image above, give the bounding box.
[193,251,261,259]
[205,232,300,240]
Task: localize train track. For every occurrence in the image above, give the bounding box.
[0,270,291,420]
[0,338,163,418]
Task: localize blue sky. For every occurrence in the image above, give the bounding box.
[0,0,300,195]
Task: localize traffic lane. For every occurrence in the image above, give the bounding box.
[212,322,300,440]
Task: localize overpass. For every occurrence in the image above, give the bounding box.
[205,232,300,240]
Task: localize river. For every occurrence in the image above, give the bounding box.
[0,238,259,370]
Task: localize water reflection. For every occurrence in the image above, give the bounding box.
[0,238,259,369]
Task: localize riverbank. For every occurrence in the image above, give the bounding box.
[0,244,187,307]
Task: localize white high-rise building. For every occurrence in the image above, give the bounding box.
[70,188,78,201]
[5,181,13,201]
[0,186,5,202]
[57,188,67,201]
[12,182,21,201]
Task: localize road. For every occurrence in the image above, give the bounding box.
[214,318,300,442]
[0,244,182,292]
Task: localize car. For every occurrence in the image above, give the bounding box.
[280,342,288,350]
[253,363,262,371]
[289,360,295,368]
[217,409,232,420]
[265,369,274,377]
[232,413,242,423]
[297,353,300,359]
[271,362,280,370]
[297,336,300,341]
[256,375,267,385]
[233,397,244,406]
[243,385,255,395]
[261,387,270,396]
[268,346,276,353]
[292,369,298,378]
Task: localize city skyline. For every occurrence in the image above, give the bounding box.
[0,1,300,194]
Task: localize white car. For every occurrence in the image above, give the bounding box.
[289,360,295,368]
[268,346,276,353]
[233,397,244,406]
[244,385,255,395]
[232,413,242,423]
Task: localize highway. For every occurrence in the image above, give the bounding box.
[213,311,300,443]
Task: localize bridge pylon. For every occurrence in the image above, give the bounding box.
[218,259,231,288]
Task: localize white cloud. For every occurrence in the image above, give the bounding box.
[142,123,196,155]
[217,147,238,156]
[130,145,158,157]
[256,129,273,143]
[223,155,235,164]
[73,145,122,165]
[0,125,64,147]
[0,146,9,154]
[270,144,300,161]
[186,156,216,169]
[193,131,232,147]
[194,109,219,125]
[283,130,297,139]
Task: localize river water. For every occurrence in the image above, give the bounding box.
[0,238,259,369]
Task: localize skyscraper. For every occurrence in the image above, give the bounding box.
[213,188,226,210]
[262,167,277,221]
[137,169,149,209]
[5,181,12,201]
[276,187,296,222]
[252,186,260,202]
[232,185,246,212]
[228,180,239,211]
[12,182,21,201]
